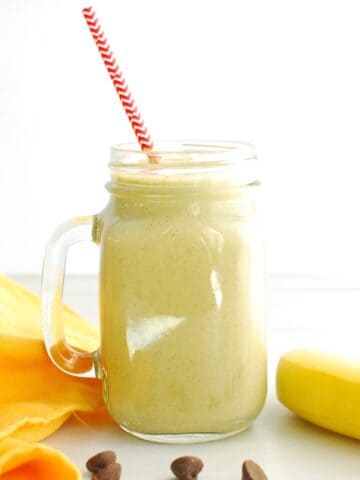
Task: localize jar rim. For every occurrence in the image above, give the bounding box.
[110,140,257,168]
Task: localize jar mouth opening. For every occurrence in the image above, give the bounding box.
[110,140,257,169]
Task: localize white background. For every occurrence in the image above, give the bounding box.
[1,0,360,275]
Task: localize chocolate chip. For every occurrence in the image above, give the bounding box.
[92,462,121,480]
[171,456,204,480]
[242,460,267,480]
[86,450,117,473]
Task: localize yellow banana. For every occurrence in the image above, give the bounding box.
[276,349,360,439]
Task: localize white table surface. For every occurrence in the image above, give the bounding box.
[14,275,360,479]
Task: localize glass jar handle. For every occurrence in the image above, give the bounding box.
[41,216,97,378]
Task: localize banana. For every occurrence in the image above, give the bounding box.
[276,349,360,439]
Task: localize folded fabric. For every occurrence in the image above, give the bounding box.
[0,335,102,442]
[0,438,81,480]
[0,274,99,350]
[0,275,103,478]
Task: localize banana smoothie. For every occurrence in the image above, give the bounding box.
[97,153,266,439]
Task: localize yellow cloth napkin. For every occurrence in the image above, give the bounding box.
[0,275,103,478]
[0,438,81,480]
[0,274,99,351]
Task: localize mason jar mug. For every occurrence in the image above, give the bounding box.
[41,141,267,443]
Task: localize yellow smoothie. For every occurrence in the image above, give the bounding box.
[97,168,266,437]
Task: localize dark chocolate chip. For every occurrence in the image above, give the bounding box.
[92,462,121,480]
[86,450,117,473]
[242,459,267,480]
[171,456,204,480]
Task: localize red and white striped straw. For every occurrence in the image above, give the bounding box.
[82,6,159,163]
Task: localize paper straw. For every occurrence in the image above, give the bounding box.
[82,6,159,163]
